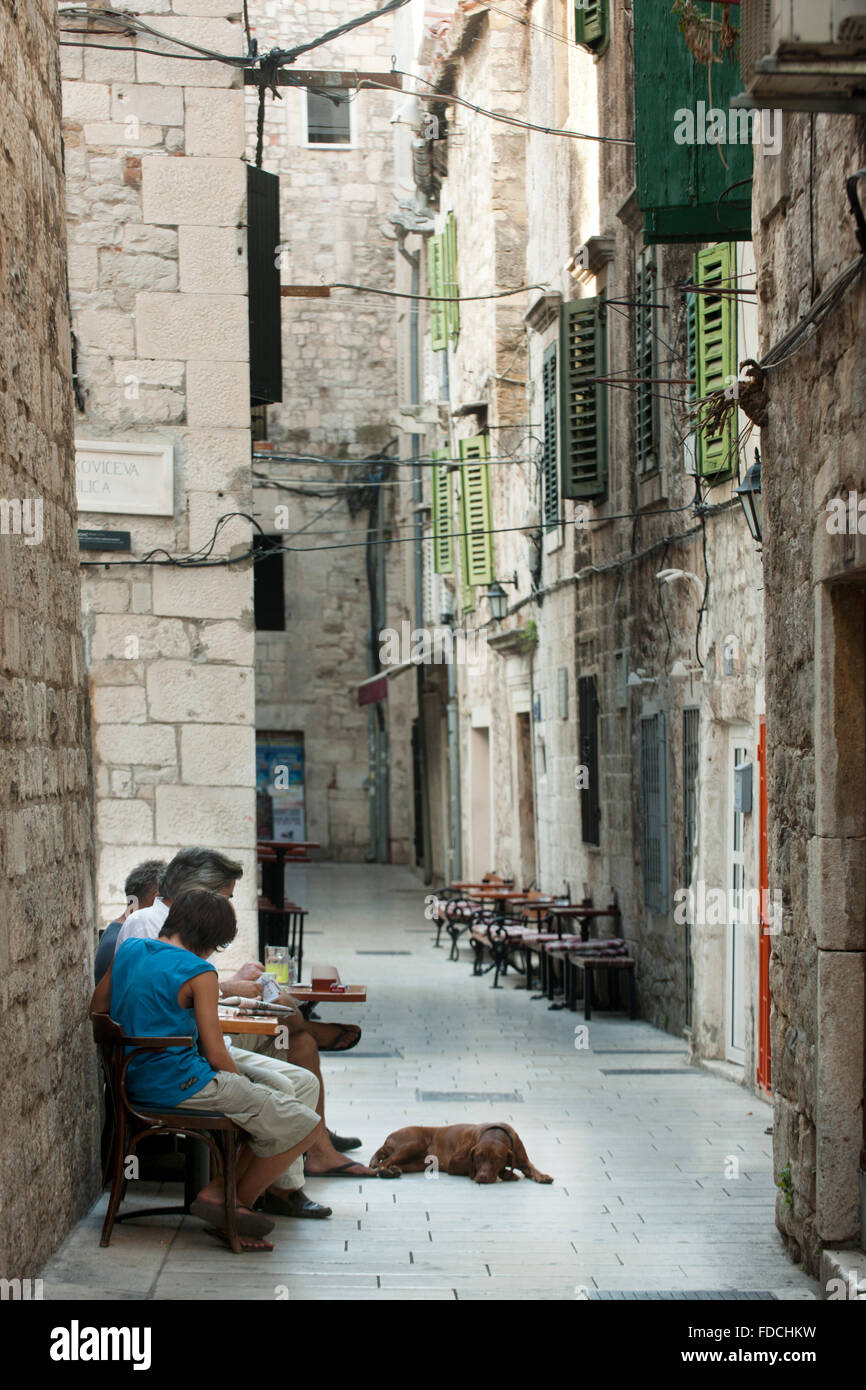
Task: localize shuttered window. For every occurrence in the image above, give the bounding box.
[247,165,283,405]
[641,712,669,913]
[578,674,601,846]
[428,235,447,351]
[431,448,453,575]
[457,475,474,613]
[634,245,658,474]
[694,242,737,483]
[575,0,608,52]
[560,297,607,500]
[459,435,494,589]
[444,213,460,344]
[542,342,559,529]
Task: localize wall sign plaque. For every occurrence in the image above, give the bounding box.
[75,439,174,516]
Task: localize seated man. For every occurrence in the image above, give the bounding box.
[115,847,374,1190]
[92,889,322,1253]
[95,859,165,985]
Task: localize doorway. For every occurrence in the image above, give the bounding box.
[725,736,750,1063]
[470,726,492,880]
[515,712,537,890]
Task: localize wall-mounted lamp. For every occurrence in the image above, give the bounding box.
[627,668,658,688]
[670,659,702,680]
[657,568,705,601]
[485,573,518,620]
[735,448,763,545]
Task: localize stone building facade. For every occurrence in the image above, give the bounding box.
[390,0,766,1085]
[0,0,99,1278]
[753,109,866,1276]
[60,4,258,959]
[247,1,415,862]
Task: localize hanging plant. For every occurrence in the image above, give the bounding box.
[671,1,738,67]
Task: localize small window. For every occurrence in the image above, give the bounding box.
[253,534,285,631]
[575,0,608,54]
[306,90,352,145]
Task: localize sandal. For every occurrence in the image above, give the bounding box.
[303,1159,372,1178]
[308,1021,362,1053]
[204,1227,274,1253]
[190,1196,274,1237]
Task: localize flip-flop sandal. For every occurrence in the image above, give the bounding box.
[328,1128,362,1152]
[303,1159,371,1178]
[190,1197,274,1237]
[204,1227,274,1253]
[313,1023,362,1053]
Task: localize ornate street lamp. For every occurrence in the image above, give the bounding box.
[735,448,763,545]
[486,580,508,620]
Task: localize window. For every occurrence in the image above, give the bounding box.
[682,707,700,1028]
[306,89,352,145]
[253,534,285,631]
[428,214,459,351]
[578,674,600,846]
[641,712,669,912]
[575,0,608,53]
[634,245,658,473]
[431,448,454,574]
[693,243,738,483]
[542,342,559,529]
[560,296,607,501]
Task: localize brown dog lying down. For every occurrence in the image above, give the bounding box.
[370,1123,553,1184]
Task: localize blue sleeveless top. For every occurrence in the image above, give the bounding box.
[110,937,219,1109]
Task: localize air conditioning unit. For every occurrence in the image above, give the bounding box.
[736,0,866,111]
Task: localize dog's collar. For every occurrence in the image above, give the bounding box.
[480,1124,514,1160]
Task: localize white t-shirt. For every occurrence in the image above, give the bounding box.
[114,896,170,950]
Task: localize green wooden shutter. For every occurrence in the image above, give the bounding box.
[576,0,607,51]
[428,234,447,351]
[694,243,737,483]
[457,477,474,613]
[560,297,607,500]
[634,245,658,474]
[431,448,453,575]
[542,342,559,529]
[444,213,460,344]
[686,291,696,404]
[459,435,494,589]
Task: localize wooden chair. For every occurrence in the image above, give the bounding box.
[92,1013,246,1254]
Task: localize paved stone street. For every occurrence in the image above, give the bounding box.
[43,864,818,1301]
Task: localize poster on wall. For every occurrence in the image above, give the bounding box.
[256,736,306,843]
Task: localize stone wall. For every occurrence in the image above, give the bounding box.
[0,0,99,1278]
[61,6,258,961]
[248,1,414,862]
[754,111,866,1271]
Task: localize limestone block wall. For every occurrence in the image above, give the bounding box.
[754,113,866,1269]
[0,0,99,1277]
[61,6,258,959]
[247,2,413,862]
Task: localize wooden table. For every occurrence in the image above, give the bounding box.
[218,1010,280,1036]
[287,984,367,1004]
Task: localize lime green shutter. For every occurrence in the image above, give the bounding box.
[560,297,607,500]
[431,448,453,575]
[445,213,460,344]
[694,243,737,482]
[576,0,607,51]
[428,235,447,351]
[459,434,494,593]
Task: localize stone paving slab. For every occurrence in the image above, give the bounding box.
[40,863,819,1302]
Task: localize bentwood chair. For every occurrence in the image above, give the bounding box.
[91,1013,246,1254]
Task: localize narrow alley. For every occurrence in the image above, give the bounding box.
[42,865,816,1302]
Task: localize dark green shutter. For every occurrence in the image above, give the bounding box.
[459,435,494,588]
[431,448,453,575]
[560,297,607,501]
[444,213,460,344]
[634,245,658,474]
[578,674,601,846]
[428,235,447,351]
[542,342,559,528]
[633,1,752,244]
[694,243,737,483]
[576,0,607,52]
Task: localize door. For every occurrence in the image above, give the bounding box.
[470,726,492,880]
[515,713,537,890]
[725,737,750,1063]
[756,717,771,1092]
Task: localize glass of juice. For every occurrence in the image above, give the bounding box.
[265,945,290,985]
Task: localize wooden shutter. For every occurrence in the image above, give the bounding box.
[694,243,737,482]
[686,290,697,403]
[641,712,669,913]
[247,165,283,404]
[634,245,658,474]
[431,448,453,575]
[578,674,601,846]
[560,297,607,500]
[428,234,447,351]
[444,213,460,344]
[542,342,559,529]
[459,435,494,587]
[457,475,475,613]
[576,0,607,50]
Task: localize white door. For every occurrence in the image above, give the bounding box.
[725,739,749,1063]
